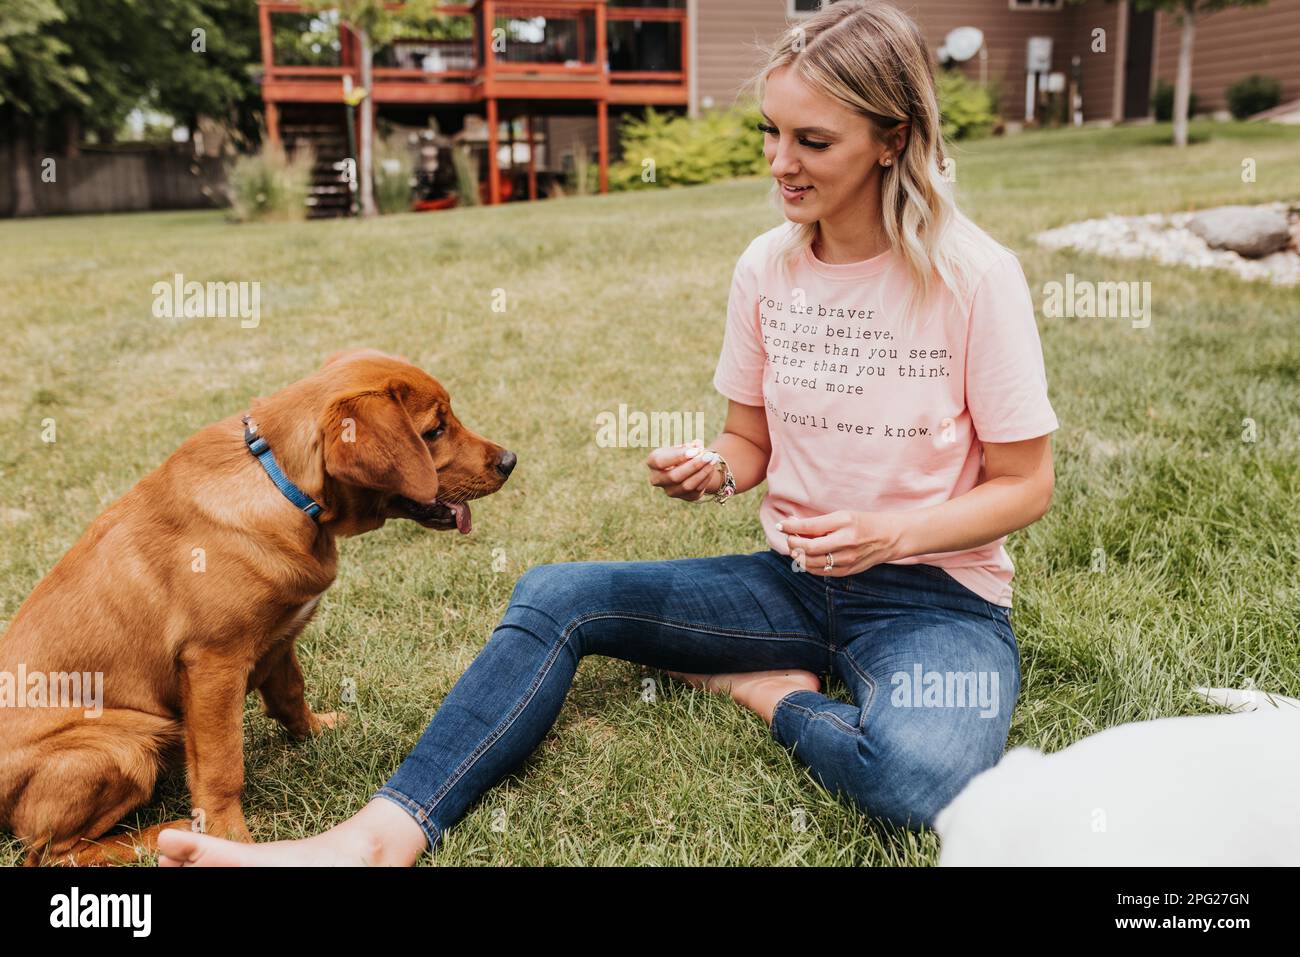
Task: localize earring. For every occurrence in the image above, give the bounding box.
[882,158,893,167]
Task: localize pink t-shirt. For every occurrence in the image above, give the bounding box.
[712,218,1059,607]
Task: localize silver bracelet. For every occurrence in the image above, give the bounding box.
[695,449,735,504]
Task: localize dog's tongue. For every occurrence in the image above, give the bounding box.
[448,501,471,534]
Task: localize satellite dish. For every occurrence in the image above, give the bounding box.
[944,27,984,63]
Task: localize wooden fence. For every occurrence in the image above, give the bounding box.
[0,145,227,217]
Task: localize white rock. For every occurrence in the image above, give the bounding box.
[1034,202,1299,287]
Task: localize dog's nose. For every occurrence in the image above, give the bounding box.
[495,449,517,478]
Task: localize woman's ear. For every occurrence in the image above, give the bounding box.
[322,389,440,504]
[884,122,910,165]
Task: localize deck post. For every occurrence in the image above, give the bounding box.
[487,97,500,205]
[526,114,537,200]
[506,108,515,178]
[596,0,608,194]
[266,102,281,149]
[595,0,609,194]
[597,99,608,194]
[686,0,698,118]
[258,2,273,74]
[259,2,278,146]
[483,0,499,205]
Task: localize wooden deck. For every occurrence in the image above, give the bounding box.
[257,1,690,203]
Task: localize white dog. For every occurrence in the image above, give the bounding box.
[934,689,1300,866]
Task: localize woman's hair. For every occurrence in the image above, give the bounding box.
[750,0,992,329]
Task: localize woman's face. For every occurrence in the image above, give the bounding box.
[759,64,894,227]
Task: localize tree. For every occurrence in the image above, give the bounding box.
[302,1,439,217]
[147,0,263,147]
[0,0,90,115]
[0,0,90,215]
[1,0,261,215]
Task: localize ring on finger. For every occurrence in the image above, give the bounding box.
[824,552,835,572]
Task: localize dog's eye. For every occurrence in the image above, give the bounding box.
[422,426,445,441]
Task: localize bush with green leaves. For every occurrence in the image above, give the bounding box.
[1152,80,1199,122]
[1226,74,1282,120]
[935,70,997,141]
[374,139,414,214]
[225,140,314,223]
[609,104,767,190]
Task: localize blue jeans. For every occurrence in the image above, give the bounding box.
[373,549,1021,851]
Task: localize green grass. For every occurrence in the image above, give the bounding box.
[1,119,1298,866]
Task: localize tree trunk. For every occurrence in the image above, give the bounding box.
[62,111,82,157]
[1173,7,1195,148]
[357,27,377,218]
[9,110,39,218]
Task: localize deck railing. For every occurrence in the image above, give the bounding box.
[257,0,688,98]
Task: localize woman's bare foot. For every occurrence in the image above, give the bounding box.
[665,669,820,725]
[156,798,428,867]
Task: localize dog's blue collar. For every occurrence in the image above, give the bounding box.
[242,415,322,520]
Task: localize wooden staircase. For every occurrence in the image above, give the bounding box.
[279,108,354,218]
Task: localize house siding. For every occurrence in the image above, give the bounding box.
[1152,0,1300,114]
[694,0,1299,122]
[1064,0,1124,122]
[695,0,792,110]
[895,1,1073,121]
[697,0,1083,119]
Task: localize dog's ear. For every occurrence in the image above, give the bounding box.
[322,389,439,504]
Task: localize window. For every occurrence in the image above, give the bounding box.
[1010,0,1063,9]
[789,0,843,16]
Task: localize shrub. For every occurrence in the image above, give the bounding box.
[1152,80,1199,122]
[609,104,766,190]
[935,70,997,141]
[1226,74,1282,120]
[450,144,480,206]
[568,142,597,196]
[374,139,414,214]
[226,139,314,223]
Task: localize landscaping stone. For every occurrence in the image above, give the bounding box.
[1035,202,1299,286]
[1186,205,1290,258]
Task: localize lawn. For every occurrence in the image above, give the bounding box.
[1,120,1297,866]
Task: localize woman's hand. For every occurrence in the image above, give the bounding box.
[778,436,1054,575]
[779,510,909,576]
[646,439,722,501]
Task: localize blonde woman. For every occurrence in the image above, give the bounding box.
[159,0,1057,867]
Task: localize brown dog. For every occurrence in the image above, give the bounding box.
[0,349,515,865]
